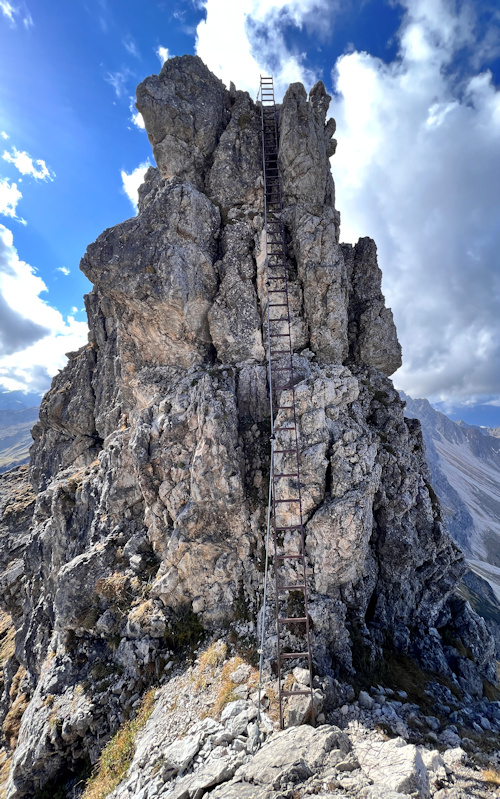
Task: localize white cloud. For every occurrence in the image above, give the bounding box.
[156,45,170,66]
[123,35,140,58]
[56,266,70,275]
[0,177,22,219]
[129,97,145,130]
[105,68,132,98]
[0,0,32,28]
[71,306,78,314]
[2,147,54,180]
[1,132,8,140]
[328,0,500,404]
[0,224,88,393]
[121,160,151,212]
[195,0,329,98]
[0,0,16,22]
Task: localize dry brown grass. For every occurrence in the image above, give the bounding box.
[2,693,29,749]
[195,641,228,691]
[0,612,15,664]
[212,656,258,718]
[9,666,26,701]
[95,572,129,603]
[128,600,155,626]
[483,768,500,787]
[195,647,259,719]
[81,689,156,799]
[0,751,12,799]
[264,683,281,723]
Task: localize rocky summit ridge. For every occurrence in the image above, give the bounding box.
[0,55,498,798]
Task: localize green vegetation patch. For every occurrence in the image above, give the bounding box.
[164,606,204,655]
[348,624,462,714]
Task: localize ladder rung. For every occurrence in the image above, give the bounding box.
[274,498,300,503]
[269,333,290,337]
[279,652,309,660]
[278,584,306,591]
[274,426,295,431]
[274,473,298,478]
[280,690,311,697]
[268,289,286,293]
[276,554,303,560]
[278,617,307,624]
[273,448,296,454]
[274,524,303,531]
[269,303,288,307]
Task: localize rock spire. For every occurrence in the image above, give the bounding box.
[0,55,496,797]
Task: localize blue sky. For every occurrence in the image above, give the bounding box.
[0,0,499,426]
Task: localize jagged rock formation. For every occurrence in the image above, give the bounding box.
[0,56,497,797]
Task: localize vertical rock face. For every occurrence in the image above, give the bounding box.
[0,55,495,797]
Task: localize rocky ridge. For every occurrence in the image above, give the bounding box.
[0,55,498,797]
[76,648,500,799]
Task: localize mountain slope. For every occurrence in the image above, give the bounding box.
[0,407,39,474]
[403,393,500,601]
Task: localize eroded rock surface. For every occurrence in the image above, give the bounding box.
[0,55,496,797]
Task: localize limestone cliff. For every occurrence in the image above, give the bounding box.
[0,56,496,797]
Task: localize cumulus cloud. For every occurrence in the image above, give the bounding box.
[129,97,145,130]
[195,0,331,98]
[156,45,170,66]
[121,160,151,211]
[0,177,23,219]
[0,224,88,393]
[56,266,70,275]
[329,0,500,403]
[1,132,8,140]
[2,147,54,180]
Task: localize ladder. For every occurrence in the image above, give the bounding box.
[259,76,314,729]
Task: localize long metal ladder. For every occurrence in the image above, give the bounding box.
[260,76,314,729]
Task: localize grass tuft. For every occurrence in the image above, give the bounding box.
[0,611,15,664]
[0,752,12,799]
[81,689,155,799]
[483,768,500,787]
[195,642,227,690]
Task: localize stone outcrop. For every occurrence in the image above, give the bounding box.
[0,55,496,797]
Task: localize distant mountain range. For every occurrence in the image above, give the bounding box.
[402,393,500,619]
[0,393,40,474]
